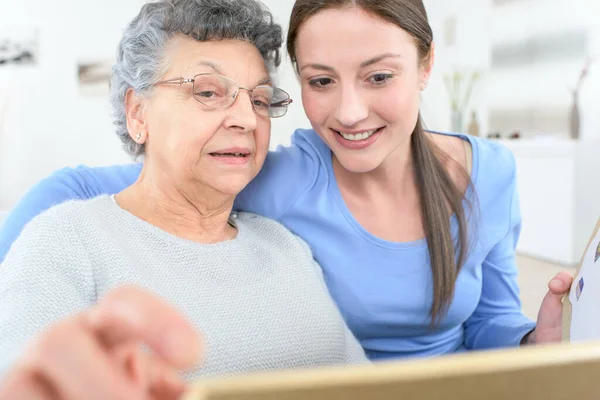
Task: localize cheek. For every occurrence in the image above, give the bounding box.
[301,87,334,124]
[372,85,421,125]
[163,115,221,163]
[255,120,271,156]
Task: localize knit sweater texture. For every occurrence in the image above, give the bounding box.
[0,196,367,379]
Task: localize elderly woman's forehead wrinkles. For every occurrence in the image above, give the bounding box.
[194,60,223,74]
[184,58,272,87]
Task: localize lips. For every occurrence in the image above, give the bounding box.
[209,147,251,158]
[331,127,384,150]
[331,127,384,141]
[210,152,248,158]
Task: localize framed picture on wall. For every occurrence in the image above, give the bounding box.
[0,26,39,67]
[77,60,112,97]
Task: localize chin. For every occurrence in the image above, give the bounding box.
[333,153,383,174]
[212,175,253,196]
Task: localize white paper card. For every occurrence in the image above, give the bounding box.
[569,228,600,341]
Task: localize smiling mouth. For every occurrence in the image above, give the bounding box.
[332,127,384,141]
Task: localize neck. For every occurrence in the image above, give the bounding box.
[333,137,415,198]
[116,165,237,244]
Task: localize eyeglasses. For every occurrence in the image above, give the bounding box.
[153,73,293,118]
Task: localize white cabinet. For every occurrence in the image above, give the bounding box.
[499,137,600,266]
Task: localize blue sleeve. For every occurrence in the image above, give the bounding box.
[463,155,536,350]
[234,131,321,220]
[0,164,140,262]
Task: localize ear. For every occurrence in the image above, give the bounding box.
[420,42,436,91]
[125,88,148,144]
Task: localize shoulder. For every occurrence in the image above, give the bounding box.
[22,196,112,236]
[0,199,101,301]
[1,198,103,269]
[427,131,473,194]
[11,162,140,210]
[428,131,472,167]
[234,212,324,280]
[0,163,139,250]
[460,136,520,237]
[468,135,517,192]
[235,211,299,240]
[428,131,516,192]
[288,128,332,162]
[49,163,142,193]
[261,128,327,176]
[0,163,134,262]
[235,212,314,256]
[467,135,515,167]
[234,129,327,219]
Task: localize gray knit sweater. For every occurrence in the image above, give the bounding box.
[0,196,367,379]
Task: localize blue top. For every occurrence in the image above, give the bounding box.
[0,129,535,360]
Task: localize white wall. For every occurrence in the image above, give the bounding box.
[261,0,313,146]
[424,0,600,139]
[421,0,492,135]
[0,0,144,209]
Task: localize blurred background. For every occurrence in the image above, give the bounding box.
[0,0,599,315]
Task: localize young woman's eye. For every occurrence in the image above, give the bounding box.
[368,73,394,85]
[308,77,333,88]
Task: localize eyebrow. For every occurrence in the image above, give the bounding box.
[195,60,223,74]
[300,63,334,73]
[195,60,272,86]
[360,52,403,68]
[300,52,403,72]
[256,77,272,86]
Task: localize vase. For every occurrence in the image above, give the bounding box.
[451,110,463,133]
[569,92,580,140]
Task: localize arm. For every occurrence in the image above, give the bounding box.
[0,164,140,262]
[0,208,95,376]
[463,159,535,350]
[234,130,320,220]
[0,170,83,262]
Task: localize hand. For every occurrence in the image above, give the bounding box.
[525,272,574,344]
[0,286,202,400]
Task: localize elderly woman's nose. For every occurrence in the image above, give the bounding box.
[228,91,258,131]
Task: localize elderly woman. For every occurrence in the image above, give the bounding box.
[0,0,367,392]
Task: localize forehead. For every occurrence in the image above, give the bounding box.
[165,35,269,81]
[295,7,417,65]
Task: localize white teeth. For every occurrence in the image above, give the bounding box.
[340,129,378,141]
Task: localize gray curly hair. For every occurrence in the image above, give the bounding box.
[110,0,283,157]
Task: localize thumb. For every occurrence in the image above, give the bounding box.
[83,286,203,370]
[547,271,573,296]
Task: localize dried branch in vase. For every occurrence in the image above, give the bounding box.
[443,70,481,113]
[572,55,597,94]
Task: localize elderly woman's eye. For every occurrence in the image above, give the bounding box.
[195,82,227,99]
[253,99,270,110]
[197,91,218,98]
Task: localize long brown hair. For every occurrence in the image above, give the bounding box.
[287,0,473,324]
